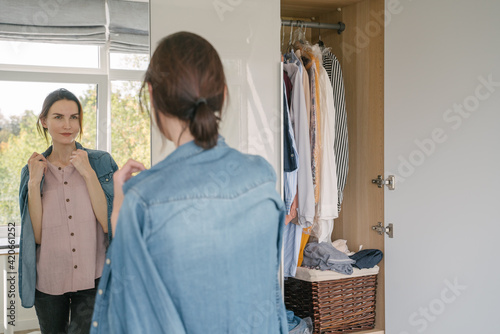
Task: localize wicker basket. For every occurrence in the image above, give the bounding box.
[284,268,378,333]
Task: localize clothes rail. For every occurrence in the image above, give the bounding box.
[281,20,346,34]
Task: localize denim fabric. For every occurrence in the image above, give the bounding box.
[349,249,383,269]
[34,279,100,334]
[19,142,118,308]
[287,310,312,334]
[91,137,288,334]
[302,242,355,275]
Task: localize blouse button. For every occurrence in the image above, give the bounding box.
[98,289,103,295]
[93,321,98,327]
[72,248,76,252]
[70,232,75,236]
[68,215,72,219]
[66,198,70,202]
[106,258,111,265]
[58,167,62,170]
[64,181,68,185]
[74,265,78,269]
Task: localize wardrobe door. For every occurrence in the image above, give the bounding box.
[149,0,282,175]
[385,0,500,333]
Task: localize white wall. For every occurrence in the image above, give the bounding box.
[149,0,282,175]
[385,0,500,333]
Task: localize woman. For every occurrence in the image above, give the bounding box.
[91,32,288,333]
[18,88,118,334]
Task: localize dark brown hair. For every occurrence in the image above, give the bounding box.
[140,31,227,149]
[37,88,83,143]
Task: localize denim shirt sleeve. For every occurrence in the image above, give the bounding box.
[86,150,118,241]
[91,190,186,334]
[275,205,290,334]
[18,165,37,308]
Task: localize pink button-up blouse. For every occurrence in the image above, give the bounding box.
[36,161,107,295]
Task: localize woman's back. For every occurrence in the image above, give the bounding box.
[91,31,288,334]
[92,138,288,333]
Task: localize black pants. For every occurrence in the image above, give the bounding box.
[34,279,99,334]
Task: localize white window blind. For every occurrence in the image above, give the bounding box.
[0,0,149,53]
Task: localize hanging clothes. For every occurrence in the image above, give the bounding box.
[323,50,349,214]
[294,50,311,130]
[282,218,303,278]
[282,34,349,273]
[283,74,298,173]
[283,80,299,214]
[305,53,322,206]
[307,45,339,243]
[283,58,315,227]
[316,46,339,237]
[284,71,293,109]
[285,195,298,225]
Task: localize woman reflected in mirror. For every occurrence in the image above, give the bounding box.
[18,88,118,334]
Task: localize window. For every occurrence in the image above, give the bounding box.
[111,80,151,169]
[110,53,149,71]
[0,41,99,68]
[0,40,150,228]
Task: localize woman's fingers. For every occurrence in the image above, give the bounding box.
[115,159,147,183]
[122,159,147,172]
[28,152,45,164]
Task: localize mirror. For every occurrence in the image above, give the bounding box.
[0,0,150,331]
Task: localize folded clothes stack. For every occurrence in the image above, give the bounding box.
[301,241,383,275]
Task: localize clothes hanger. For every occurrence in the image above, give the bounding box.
[318,23,325,49]
[293,21,305,51]
[281,22,285,50]
[286,21,295,54]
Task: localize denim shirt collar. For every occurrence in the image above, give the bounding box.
[123,136,227,194]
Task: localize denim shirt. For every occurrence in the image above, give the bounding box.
[18,142,118,308]
[91,137,288,334]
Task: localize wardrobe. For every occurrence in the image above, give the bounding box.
[284,0,385,332]
[151,0,385,332]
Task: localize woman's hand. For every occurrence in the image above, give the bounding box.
[27,152,46,244]
[70,149,93,179]
[27,152,47,185]
[111,159,147,234]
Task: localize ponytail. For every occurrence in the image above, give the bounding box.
[188,99,219,150]
[142,32,227,150]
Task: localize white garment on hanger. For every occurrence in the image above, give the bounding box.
[283,62,315,227]
[308,49,339,243]
[316,63,339,220]
[310,218,334,244]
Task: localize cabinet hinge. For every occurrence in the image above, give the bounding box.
[372,222,394,238]
[372,175,395,190]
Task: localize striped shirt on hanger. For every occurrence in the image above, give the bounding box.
[323,51,349,214]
